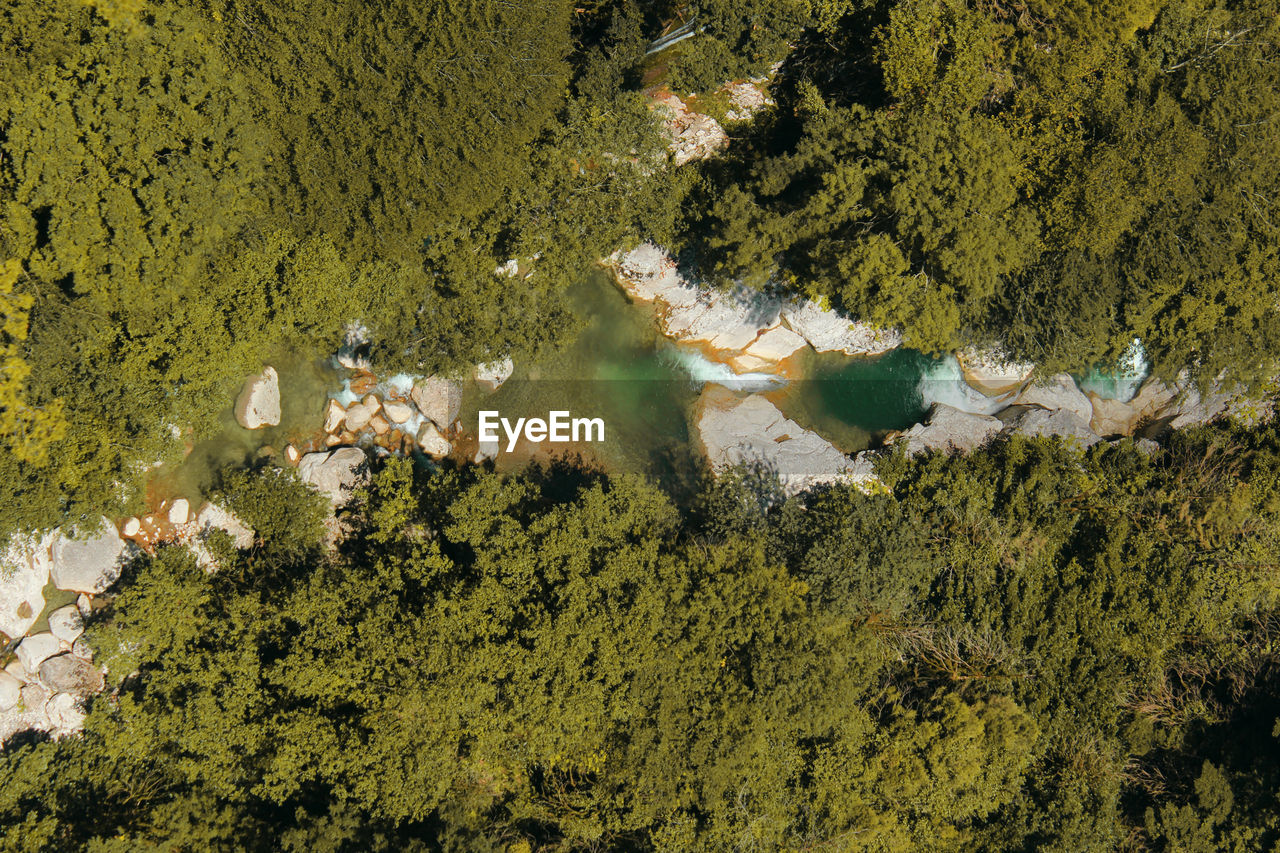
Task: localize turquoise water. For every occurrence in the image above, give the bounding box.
[464,271,936,470]
[771,348,934,452]
[460,270,704,483]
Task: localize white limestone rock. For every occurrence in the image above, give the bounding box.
[383,400,414,424]
[1015,374,1094,424]
[297,448,370,508]
[781,300,901,356]
[731,325,808,372]
[324,399,346,433]
[50,522,129,594]
[653,91,730,166]
[897,404,1004,456]
[47,605,84,644]
[45,691,87,734]
[0,671,20,712]
[167,498,190,526]
[474,437,500,463]
[0,531,53,640]
[71,633,93,659]
[343,400,377,432]
[416,422,453,458]
[695,386,877,495]
[234,367,281,429]
[475,358,515,391]
[15,633,61,673]
[411,376,463,428]
[1002,406,1101,448]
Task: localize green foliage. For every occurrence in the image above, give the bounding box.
[683,0,1280,375]
[6,424,1280,848]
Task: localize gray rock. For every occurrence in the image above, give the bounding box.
[15,633,61,673]
[297,448,369,508]
[1015,374,1093,424]
[1003,406,1101,448]
[45,691,86,732]
[696,386,878,495]
[0,671,20,712]
[38,654,104,696]
[1134,438,1161,455]
[0,531,53,640]
[781,300,901,356]
[76,593,91,617]
[47,605,84,644]
[898,404,1004,455]
[234,366,281,429]
[411,377,463,428]
[50,521,129,594]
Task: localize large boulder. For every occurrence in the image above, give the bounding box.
[234,367,281,429]
[1015,374,1093,424]
[658,288,781,354]
[38,654,104,697]
[46,606,84,644]
[611,243,689,304]
[15,633,61,673]
[780,300,901,356]
[297,448,369,508]
[696,386,878,495]
[411,377,463,428]
[0,531,53,639]
[897,404,1003,456]
[1089,394,1141,437]
[1001,406,1101,448]
[50,521,129,594]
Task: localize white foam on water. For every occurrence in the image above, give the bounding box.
[384,373,418,396]
[668,347,786,392]
[331,381,359,407]
[917,354,1011,415]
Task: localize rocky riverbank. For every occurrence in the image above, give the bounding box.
[607,243,1276,496]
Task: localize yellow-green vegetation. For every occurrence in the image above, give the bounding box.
[3,2,1280,850]
[682,0,1280,376]
[4,429,1280,849]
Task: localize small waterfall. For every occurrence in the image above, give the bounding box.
[917,355,1011,416]
[1076,338,1148,402]
[667,347,786,392]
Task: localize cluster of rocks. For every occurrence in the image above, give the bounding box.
[652,90,730,166]
[319,371,469,458]
[614,241,1274,495]
[610,243,900,372]
[899,364,1270,458]
[0,525,126,744]
[651,77,774,166]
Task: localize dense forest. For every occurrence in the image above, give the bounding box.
[6,432,1280,850]
[3,0,1280,849]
